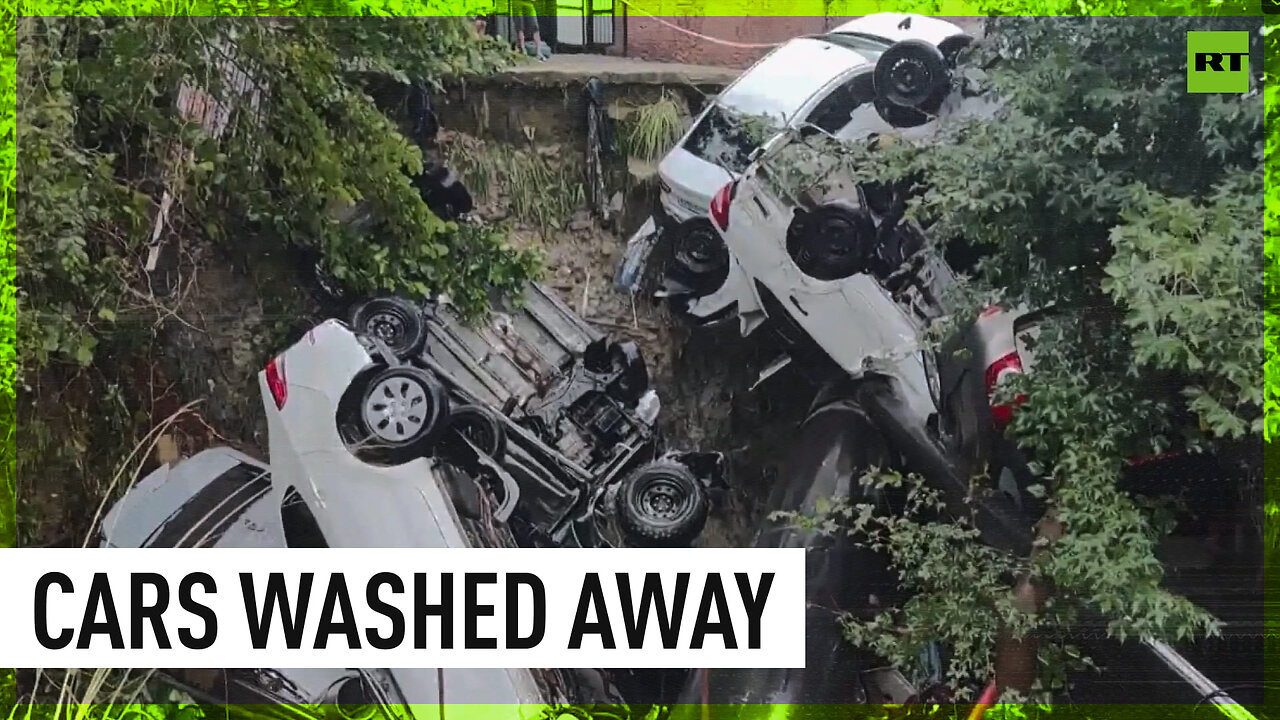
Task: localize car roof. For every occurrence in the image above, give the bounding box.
[829,13,968,47]
[717,37,873,123]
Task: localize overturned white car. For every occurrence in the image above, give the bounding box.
[655,13,973,228]
[644,34,998,424]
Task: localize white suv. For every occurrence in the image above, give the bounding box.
[655,13,970,227]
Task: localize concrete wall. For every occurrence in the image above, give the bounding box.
[610,14,985,68]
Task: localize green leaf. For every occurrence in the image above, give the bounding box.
[73,335,98,367]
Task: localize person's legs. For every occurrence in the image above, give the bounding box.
[526,11,541,51]
[517,3,539,55]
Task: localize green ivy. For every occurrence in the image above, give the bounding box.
[14,14,532,545]
[775,15,1263,699]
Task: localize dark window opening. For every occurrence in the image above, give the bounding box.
[683,105,764,175]
[281,487,329,548]
[942,236,991,276]
[806,72,877,134]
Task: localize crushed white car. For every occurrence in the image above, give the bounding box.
[97,318,662,715]
[339,284,727,550]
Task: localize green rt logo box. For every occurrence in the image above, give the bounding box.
[1187,31,1250,93]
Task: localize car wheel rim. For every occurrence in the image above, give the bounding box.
[367,310,407,347]
[364,376,429,442]
[887,57,934,104]
[637,477,692,525]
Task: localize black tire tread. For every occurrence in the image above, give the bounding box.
[615,459,709,547]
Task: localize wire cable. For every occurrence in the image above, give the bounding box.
[615,0,782,49]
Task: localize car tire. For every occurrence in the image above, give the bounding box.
[449,404,507,458]
[352,365,450,463]
[787,205,877,281]
[668,218,730,296]
[349,297,428,360]
[615,459,709,547]
[873,39,950,112]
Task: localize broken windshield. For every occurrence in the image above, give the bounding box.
[683,104,774,175]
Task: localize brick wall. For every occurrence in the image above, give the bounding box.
[609,16,830,67]
[610,14,985,68]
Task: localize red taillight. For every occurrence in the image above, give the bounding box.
[709,181,734,231]
[979,304,1003,318]
[985,351,1026,430]
[967,679,1000,720]
[265,356,287,410]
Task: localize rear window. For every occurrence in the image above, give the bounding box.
[683,105,766,175]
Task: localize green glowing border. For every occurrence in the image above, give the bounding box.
[0,0,1271,717]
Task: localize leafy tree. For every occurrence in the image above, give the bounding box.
[13,12,529,545]
[777,15,1264,700]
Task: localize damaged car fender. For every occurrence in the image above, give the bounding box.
[667,252,762,334]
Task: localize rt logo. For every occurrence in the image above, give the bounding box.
[1187,31,1250,93]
